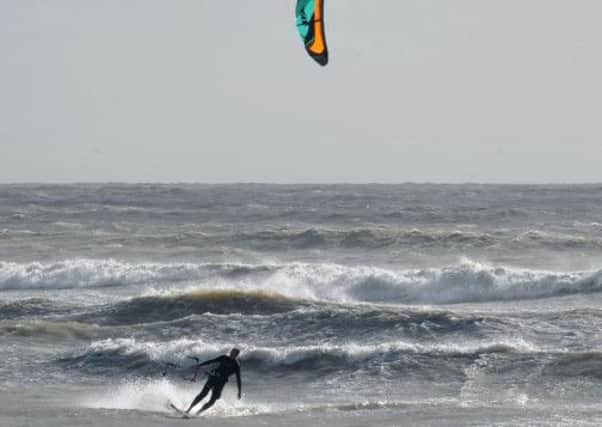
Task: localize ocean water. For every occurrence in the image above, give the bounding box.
[2,183,602,426]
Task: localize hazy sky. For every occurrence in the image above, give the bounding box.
[2,1,601,183]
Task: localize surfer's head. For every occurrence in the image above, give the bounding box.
[229,347,240,360]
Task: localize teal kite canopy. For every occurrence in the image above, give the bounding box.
[295,0,328,66]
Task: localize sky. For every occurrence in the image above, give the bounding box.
[1,0,602,183]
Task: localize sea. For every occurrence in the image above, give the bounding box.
[2,183,602,426]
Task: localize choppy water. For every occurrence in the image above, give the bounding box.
[2,184,602,426]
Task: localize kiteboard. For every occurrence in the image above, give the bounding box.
[169,402,193,419]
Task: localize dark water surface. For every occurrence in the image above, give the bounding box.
[2,184,602,426]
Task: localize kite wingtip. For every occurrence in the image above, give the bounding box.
[311,52,329,66]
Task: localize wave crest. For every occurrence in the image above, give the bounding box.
[88,290,304,325]
[0,320,97,339]
[3,258,601,305]
[0,259,273,290]
[58,337,538,376]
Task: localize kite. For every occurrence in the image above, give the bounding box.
[295,0,328,66]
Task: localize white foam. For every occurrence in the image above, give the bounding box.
[211,259,602,305]
[80,378,278,416]
[82,378,185,412]
[86,337,224,364]
[2,258,600,305]
[0,259,215,290]
[82,336,541,368]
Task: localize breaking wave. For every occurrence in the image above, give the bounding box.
[0,259,271,290]
[0,320,99,339]
[2,258,602,305]
[58,337,539,377]
[61,337,602,383]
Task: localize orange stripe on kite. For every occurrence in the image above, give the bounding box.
[309,0,326,54]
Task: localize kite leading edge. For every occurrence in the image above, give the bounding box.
[296,0,328,66]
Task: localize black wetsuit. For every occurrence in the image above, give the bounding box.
[188,355,241,413]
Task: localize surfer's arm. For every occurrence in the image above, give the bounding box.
[198,356,221,367]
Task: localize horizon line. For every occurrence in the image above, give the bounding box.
[1,181,601,186]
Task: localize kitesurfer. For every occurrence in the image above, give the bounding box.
[185,348,242,415]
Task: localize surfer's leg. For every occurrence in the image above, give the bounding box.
[196,382,224,414]
[186,382,211,413]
